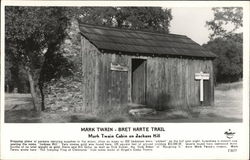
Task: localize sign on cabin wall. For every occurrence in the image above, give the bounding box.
[110,63,128,72]
[195,72,210,102]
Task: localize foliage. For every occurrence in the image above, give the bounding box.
[204,7,243,83]
[206,7,243,39]
[5,6,73,110]
[5,6,72,77]
[5,53,30,93]
[202,33,243,83]
[78,7,172,33]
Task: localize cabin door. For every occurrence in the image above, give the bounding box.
[132,59,147,104]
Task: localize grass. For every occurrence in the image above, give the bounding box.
[215,81,242,91]
[4,81,243,123]
[212,81,242,120]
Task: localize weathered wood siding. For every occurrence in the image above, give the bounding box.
[81,36,214,113]
[81,37,128,114]
[81,37,97,113]
[145,57,214,110]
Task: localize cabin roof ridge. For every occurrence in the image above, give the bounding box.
[79,23,187,38]
[81,31,198,46]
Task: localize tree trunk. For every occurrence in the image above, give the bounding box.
[26,67,43,111]
[39,81,45,111]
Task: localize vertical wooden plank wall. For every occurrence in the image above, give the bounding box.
[146,57,214,110]
[81,37,99,113]
[81,36,129,114]
[108,54,128,113]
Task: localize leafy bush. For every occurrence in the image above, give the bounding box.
[203,33,242,83]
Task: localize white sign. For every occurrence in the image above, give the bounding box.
[110,63,128,72]
[195,72,210,102]
[195,73,209,80]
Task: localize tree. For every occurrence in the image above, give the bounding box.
[5,52,30,93]
[204,7,243,83]
[5,54,13,92]
[78,7,172,33]
[203,33,243,83]
[206,7,242,39]
[5,7,71,111]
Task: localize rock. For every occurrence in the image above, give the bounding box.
[129,108,156,116]
[62,107,69,112]
[43,18,83,112]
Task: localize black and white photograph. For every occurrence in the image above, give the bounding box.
[4,6,244,123]
[1,1,249,160]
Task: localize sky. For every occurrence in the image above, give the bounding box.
[169,8,213,45]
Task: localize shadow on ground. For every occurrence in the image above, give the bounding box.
[5,110,133,123]
[5,110,42,123]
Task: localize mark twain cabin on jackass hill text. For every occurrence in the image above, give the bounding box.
[79,23,216,113]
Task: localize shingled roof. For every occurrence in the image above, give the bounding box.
[79,23,216,58]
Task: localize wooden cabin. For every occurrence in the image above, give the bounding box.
[79,23,216,113]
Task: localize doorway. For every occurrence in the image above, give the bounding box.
[132,59,147,104]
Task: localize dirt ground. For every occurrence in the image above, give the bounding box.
[4,82,243,123]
